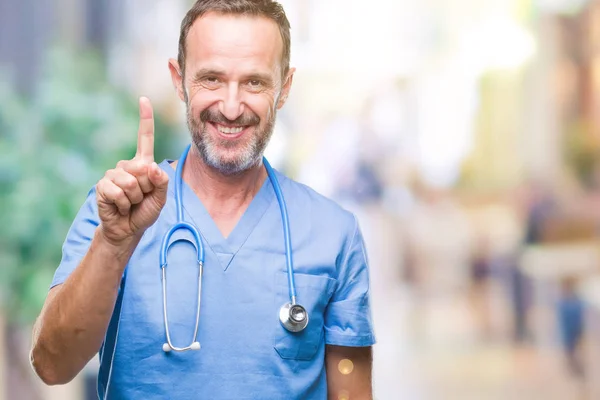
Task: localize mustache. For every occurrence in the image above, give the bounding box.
[199,108,260,126]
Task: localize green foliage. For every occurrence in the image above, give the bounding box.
[0,47,182,323]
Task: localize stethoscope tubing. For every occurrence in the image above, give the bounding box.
[159,144,304,351]
[263,158,297,304]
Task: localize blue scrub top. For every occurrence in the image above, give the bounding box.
[52,157,375,399]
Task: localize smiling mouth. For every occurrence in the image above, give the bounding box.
[208,122,252,139]
[216,124,244,134]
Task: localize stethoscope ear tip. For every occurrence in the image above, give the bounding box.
[191,342,201,350]
[162,343,172,352]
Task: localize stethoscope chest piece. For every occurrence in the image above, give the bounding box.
[279,303,309,332]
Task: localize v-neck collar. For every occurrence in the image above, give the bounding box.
[159,159,275,271]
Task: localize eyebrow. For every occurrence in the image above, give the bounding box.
[192,68,226,82]
[191,68,275,86]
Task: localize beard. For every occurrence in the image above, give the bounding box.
[185,99,276,176]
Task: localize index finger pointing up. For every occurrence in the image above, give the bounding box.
[136,96,155,162]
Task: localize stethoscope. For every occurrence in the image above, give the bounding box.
[160,144,308,353]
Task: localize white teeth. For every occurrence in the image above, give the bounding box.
[217,125,243,134]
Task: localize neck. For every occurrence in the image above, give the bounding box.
[177,146,268,219]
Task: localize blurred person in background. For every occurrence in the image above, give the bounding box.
[511,181,556,343]
[28,1,375,399]
[557,277,585,377]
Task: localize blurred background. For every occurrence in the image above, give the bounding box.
[3,0,600,398]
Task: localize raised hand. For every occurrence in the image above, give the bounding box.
[96,97,170,245]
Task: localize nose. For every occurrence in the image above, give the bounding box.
[218,83,245,122]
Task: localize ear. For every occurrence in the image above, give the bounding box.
[276,67,295,110]
[168,58,186,102]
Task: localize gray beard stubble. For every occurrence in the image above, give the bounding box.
[185,100,276,176]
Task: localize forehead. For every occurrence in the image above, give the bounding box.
[185,12,283,74]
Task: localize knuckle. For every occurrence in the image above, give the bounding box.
[96,178,108,193]
[114,187,126,200]
[124,176,138,190]
[132,159,144,168]
[135,161,149,174]
[127,160,147,174]
[139,171,151,181]
[137,161,151,172]
[129,184,143,197]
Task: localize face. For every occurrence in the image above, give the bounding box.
[169,12,294,175]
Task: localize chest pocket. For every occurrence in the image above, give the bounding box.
[274,272,336,361]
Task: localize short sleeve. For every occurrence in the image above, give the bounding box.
[50,187,99,288]
[324,217,376,347]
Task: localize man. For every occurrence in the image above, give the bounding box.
[30,1,375,398]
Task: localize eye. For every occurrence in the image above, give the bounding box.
[246,79,264,91]
[201,76,220,88]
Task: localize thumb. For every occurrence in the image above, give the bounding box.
[148,162,169,198]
